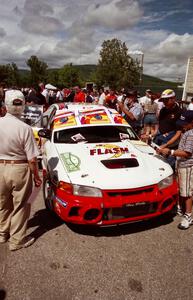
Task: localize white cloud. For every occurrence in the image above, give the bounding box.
[84,0,143,30]
[0,28,6,37]
[0,0,192,81]
[153,33,193,60]
[144,33,193,80]
[20,15,64,35]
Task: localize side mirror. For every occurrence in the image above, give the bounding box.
[38,129,51,140]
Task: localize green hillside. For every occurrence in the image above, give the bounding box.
[139,74,183,99]
[19,65,183,99]
[19,65,179,87]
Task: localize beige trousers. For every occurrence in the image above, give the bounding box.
[0,163,32,245]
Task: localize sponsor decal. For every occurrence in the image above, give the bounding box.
[60,152,81,172]
[90,144,129,158]
[80,110,111,125]
[124,202,147,207]
[113,114,128,124]
[119,133,130,140]
[71,133,86,143]
[53,114,77,128]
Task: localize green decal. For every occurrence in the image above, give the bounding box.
[60,153,81,172]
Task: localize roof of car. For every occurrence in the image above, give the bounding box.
[49,103,128,129]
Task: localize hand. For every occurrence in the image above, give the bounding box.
[156,147,170,156]
[34,176,42,187]
[140,133,148,142]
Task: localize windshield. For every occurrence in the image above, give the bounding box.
[54,125,139,144]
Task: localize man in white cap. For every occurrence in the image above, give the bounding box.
[153,89,182,168]
[0,89,42,251]
[138,89,152,108]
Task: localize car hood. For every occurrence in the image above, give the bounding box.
[54,141,173,189]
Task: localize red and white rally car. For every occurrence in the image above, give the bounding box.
[38,103,178,225]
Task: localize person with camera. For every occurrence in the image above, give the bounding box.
[118,90,143,135]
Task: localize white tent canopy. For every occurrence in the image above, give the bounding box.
[45,83,57,90]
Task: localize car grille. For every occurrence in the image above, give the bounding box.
[102,185,159,221]
[103,202,158,220]
[106,187,154,197]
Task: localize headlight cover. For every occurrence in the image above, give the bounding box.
[158,175,173,190]
[73,184,103,197]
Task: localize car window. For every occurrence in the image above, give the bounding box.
[54,125,138,144]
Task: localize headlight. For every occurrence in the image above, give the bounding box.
[158,175,173,190]
[73,184,102,197]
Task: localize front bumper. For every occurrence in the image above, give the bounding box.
[52,180,179,225]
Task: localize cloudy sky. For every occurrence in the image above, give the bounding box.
[0,0,193,81]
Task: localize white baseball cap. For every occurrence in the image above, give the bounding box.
[5,90,25,106]
[158,89,175,101]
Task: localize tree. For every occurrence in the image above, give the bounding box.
[95,38,140,90]
[0,65,11,86]
[58,64,83,87]
[47,69,60,87]
[9,63,20,87]
[26,55,48,85]
[0,63,20,87]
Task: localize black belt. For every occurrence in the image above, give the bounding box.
[0,160,28,164]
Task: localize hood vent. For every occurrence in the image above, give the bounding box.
[101,158,139,169]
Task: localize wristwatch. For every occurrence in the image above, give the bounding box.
[169,149,175,156]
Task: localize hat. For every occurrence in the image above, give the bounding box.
[158,89,175,102]
[176,110,193,127]
[5,90,25,106]
[125,89,138,97]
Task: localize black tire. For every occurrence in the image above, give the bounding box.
[43,176,54,211]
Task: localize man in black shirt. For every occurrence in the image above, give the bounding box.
[154,89,182,168]
[154,89,182,145]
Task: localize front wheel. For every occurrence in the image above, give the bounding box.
[43,176,55,211]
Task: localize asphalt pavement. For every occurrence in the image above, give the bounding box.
[0,187,193,300]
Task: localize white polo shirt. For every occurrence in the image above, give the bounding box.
[0,113,40,160]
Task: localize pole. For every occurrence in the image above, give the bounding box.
[139,53,144,85]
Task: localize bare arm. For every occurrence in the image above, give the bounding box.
[159,130,182,149]
[118,102,135,120]
[28,157,42,187]
[158,147,191,158]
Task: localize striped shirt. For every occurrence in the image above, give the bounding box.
[177,129,193,168]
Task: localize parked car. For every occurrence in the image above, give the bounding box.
[38,103,178,225]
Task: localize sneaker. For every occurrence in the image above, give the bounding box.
[178,213,193,230]
[9,236,35,251]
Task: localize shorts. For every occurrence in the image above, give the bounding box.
[144,114,158,125]
[177,166,193,197]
